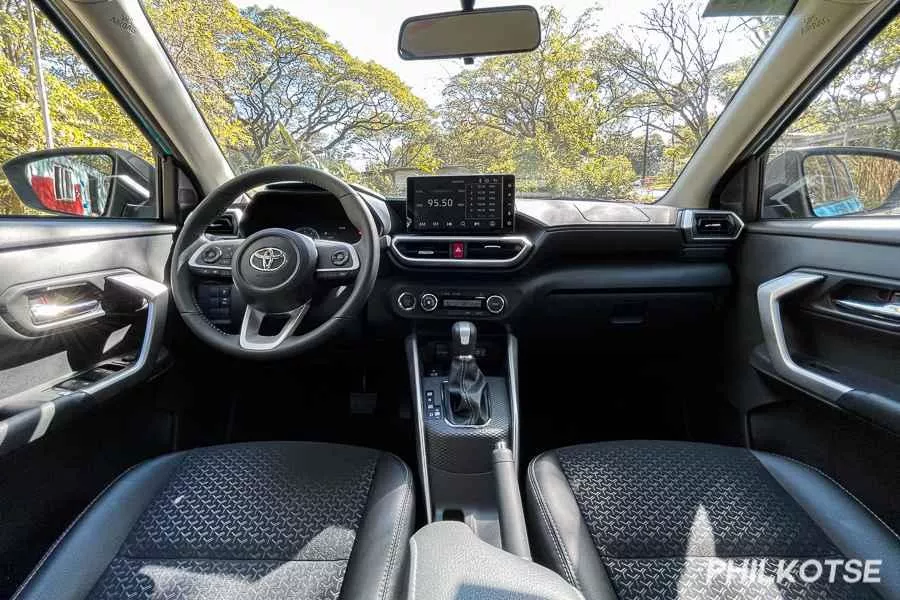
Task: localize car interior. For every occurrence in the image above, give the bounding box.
[0,0,898,599]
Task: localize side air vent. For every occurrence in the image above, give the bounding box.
[390,235,532,268]
[680,209,744,243]
[205,213,238,237]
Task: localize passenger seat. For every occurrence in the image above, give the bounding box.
[526,440,899,599]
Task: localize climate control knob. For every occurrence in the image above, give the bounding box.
[397,291,416,312]
[486,294,506,315]
[420,293,438,312]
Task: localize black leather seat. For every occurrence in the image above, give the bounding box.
[13,441,414,600]
[527,440,900,600]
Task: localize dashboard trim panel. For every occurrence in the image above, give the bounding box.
[390,235,533,268]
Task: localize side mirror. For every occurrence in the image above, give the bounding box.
[799,148,900,217]
[398,6,541,61]
[2,148,155,218]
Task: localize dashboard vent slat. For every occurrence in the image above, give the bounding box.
[205,214,238,237]
[696,215,735,237]
[680,209,744,243]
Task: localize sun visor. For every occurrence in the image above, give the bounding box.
[702,0,794,17]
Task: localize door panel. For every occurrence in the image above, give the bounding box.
[0,219,175,596]
[727,221,900,530]
[0,220,173,452]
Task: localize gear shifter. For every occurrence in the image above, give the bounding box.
[445,321,489,425]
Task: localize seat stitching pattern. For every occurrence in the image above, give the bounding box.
[375,454,412,600]
[89,557,346,600]
[120,443,377,561]
[527,454,581,590]
[551,441,886,600]
[756,451,900,543]
[11,454,187,600]
[556,441,840,559]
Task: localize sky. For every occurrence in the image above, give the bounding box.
[232,0,663,105]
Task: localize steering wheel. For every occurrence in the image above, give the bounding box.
[170,165,380,359]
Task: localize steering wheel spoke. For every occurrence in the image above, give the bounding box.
[314,239,360,284]
[239,303,310,351]
[187,238,242,278]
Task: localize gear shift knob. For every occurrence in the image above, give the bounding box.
[451,321,477,358]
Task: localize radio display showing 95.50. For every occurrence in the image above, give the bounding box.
[407,174,515,233]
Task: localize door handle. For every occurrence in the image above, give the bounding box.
[29,299,103,325]
[757,272,852,403]
[834,298,900,322]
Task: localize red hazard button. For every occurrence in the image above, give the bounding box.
[451,242,465,259]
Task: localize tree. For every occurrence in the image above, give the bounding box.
[355,122,440,194]
[144,0,255,155]
[600,0,738,146]
[221,7,429,168]
[0,0,154,214]
[437,7,636,198]
[816,17,899,148]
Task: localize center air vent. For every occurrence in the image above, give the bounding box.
[394,239,452,259]
[390,235,532,268]
[680,209,743,243]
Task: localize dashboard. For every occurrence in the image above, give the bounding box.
[198,175,743,336]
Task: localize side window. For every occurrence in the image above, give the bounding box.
[0,1,156,218]
[762,16,899,219]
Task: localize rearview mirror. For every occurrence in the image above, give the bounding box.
[3,148,155,218]
[398,6,541,61]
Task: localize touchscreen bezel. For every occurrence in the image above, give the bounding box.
[406,174,515,234]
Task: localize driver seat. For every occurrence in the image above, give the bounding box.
[12,441,414,600]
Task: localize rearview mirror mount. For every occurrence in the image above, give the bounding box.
[398,5,541,61]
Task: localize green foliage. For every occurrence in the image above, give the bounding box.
[0,0,152,215]
[0,0,895,212]
[435,7,637,199]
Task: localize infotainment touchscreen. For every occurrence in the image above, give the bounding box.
[407,174,514,233]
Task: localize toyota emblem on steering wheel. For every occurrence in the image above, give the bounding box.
[249,247,287,272]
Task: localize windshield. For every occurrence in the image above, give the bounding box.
[147,0,788,202]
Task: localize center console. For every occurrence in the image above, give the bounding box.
[406,324,521,547]
[398,174,529,551]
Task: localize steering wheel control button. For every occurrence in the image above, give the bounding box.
[201,246,223,264]
[486,294,506,314]
[397,292,416,312]
[420,293,438,312]
[331,250,350,267]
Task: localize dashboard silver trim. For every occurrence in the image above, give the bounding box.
[314,240,361,273]
[187,237,243,273]
[390,235,533,268]
[82,273,169,402]
[239,303,310,351]
[757,271,852,403]
[506,333,521,472]
[406,334,434,523]
[397,291,417,312]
